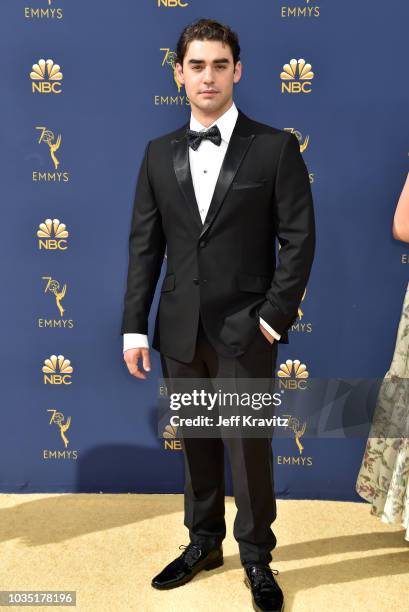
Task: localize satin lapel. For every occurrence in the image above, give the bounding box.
[199,131,255,240]
[171,132,203,234]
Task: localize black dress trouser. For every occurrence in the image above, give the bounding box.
[160,315,279,567]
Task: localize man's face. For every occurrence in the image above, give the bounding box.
[175,39,242,114]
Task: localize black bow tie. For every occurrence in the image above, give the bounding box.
[186,125,222,151]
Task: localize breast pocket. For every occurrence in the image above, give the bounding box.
[231,179,268,190]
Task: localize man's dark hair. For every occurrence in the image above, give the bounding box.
[176,18,241,67]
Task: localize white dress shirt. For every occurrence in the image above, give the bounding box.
[123,101,280,352]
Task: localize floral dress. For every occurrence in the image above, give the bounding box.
[355,282,409,541]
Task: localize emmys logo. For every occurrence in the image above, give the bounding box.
[48,409,71,447]
[37,218,69,250]
[30,58,63,94]
[157,0,189,6]
[38,276,74,329]
[43,408,78,460]
[42,276,67,317]
[284,415,307,455]
[42,354,73,385]
[280,58,314,94]
[289,288,313,334]
[281,0,320,18]
[39,276,74,330]
[277,359,309,390]
[154,48,190,107]
[277,413,312,465]
[33,126,70,182]
[163,423,182,450]
[24,0,63,19]
[36,126,61,169]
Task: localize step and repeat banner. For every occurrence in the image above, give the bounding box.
[0,0,408,498]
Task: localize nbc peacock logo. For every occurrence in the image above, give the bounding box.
[157,0,189,6]
[277,359,309,390]
[30,58,63,94]
[42,354,73,385]
[37,218,69,251]
[163,423,182,451]
[280,58,314,94]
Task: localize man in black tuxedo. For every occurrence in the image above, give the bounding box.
[122,18,315,612]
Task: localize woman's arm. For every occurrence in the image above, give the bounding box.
[392,172,409,243]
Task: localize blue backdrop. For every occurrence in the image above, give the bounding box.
[0,0,408,498]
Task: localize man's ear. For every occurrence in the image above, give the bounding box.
[233,60,242,84]
[175,62,185,84]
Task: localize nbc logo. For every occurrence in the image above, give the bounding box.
[30,59,63,94]
[157,0,189,6]
[277,359,309,389]
[163,423,181,450]
[42,354,73,385]
[37,219,69,250]
[280,59,314,94]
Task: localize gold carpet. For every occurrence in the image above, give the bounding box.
[1,494,408,611]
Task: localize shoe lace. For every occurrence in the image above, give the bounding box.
[250,566,280,592]
[178,543,203,566]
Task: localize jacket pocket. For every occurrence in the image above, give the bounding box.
[231,179,267,190]
[161,273,175,292]
[237,272,271,293]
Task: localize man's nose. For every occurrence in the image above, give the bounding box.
[203,67,215,83]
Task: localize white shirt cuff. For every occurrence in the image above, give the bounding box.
[123,333,149,352]
[259,317,281,341]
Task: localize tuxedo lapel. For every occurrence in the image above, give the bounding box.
[200,115,255,239]
[171,109,256,239]
[171,124,203,234]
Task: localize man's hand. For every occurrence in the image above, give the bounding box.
[259,323,275,344]
[123,348,151,379]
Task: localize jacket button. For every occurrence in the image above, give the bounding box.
[193,278,199,285]
[199,240,206,248]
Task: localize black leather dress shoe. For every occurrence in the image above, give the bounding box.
[151,543,223,590]
[244,564,284,612]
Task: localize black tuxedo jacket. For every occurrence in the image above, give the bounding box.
[121,109,316,363]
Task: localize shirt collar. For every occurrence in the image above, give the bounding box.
[189,101,238,145]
